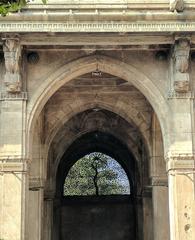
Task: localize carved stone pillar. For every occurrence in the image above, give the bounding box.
[0,158,28,240]
[172,38,190,93]
[167,154,195,240]
[3,37,22,93]
[152,176,170,240]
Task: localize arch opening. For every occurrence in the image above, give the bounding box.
[28,65,166,240]
[54,131,138,240]
[63,152,131,196]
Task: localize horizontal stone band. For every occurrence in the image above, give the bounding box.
[1,22,195,33]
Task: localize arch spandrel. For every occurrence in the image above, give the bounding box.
[27,54,170,160]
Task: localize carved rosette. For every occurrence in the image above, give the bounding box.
[3,38,22,93]
[173,39,190,93]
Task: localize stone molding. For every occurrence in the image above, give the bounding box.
[1,22,195,33]
[0,91,28,101]
[151,176,168,186]
[166,153,195,171]
[167,90,194,99]
[29,177,44,191]
[0,157,28,173]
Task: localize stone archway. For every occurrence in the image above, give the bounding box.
[27,54,171,160]
[27,57,168,240]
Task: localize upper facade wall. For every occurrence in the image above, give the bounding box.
[1,1,195,33]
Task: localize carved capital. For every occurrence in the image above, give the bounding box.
[0,156,29,173]
[0,91,28,101]
[170,0,184,12]
[3,37,22,93]
[166,153,195,171]
[172,39,190,93]
[151,176,168,187]
[29,177,44,191]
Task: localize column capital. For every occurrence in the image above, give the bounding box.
[0,156,29,173]
[165,152,195,172]
[29,177,44,191]
[151,175,168,187]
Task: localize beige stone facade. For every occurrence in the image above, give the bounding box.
[0,0,195,240]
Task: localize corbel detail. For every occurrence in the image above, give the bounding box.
[3,36,22,93]
[170,0,184,12]
[172,38,190,93]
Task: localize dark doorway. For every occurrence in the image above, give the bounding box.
[54,131,139,240]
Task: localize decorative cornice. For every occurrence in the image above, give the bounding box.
[1,22,195,33]
[0,92,28,101]
[0,157,29,172]
[166,153,195,171]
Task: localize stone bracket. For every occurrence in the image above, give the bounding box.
[172,38,190,93]
[2,36,22,93]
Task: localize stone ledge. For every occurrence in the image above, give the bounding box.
[1,22,195,33]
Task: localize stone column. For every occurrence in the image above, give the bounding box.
[27,178,44,240]
[150,113,170,240]
[43,192,54,240]
[0,95,28,240]
[167,155,195,240]
[0,36,27,240]
[142,187,153,240]
[152,176,169,240]
[166,36,195,240]
[0,159,28,240]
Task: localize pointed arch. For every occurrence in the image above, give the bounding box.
[27,54,170,158]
